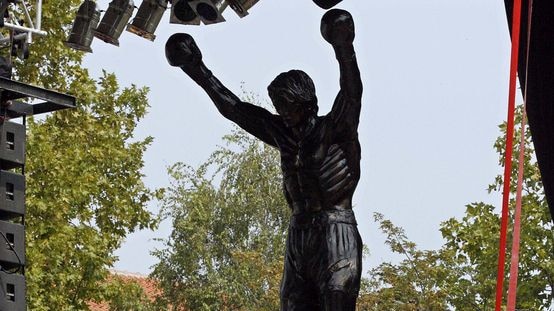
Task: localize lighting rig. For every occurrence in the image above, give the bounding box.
[66,0,262,51]
[0,0,48,60]
[66,0,346,51]
[0,4,79,311]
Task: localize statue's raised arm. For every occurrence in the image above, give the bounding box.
[322,9,362,139]
[165,33,278,147]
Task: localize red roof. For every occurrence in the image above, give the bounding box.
[88,271,161,311]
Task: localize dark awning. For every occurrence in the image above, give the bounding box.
[504,0,554,221]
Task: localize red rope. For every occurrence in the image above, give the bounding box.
[495,0,523,309]
[506,100,527,311]
[506,1,533,309]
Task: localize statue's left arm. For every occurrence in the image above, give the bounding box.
[165,33,280,148]
[322,9,363,137]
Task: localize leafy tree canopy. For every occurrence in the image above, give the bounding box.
[2,0,159,309]
[440,108,553,310]
[151,127,289,311]
[359,107,553,311]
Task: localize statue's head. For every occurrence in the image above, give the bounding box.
[268,70,318,128]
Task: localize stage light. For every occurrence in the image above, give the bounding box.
[228,0,260,17]
[170,0,200,25]
[94,0,135,46]
[126,0,168,41]
[188,0,226,25]
[312,0,343,9]
[65,0,100,52]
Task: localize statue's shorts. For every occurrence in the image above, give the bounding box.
[280,209,362,310]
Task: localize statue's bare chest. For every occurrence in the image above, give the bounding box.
[272,118,360,212]
[281,140,352,200]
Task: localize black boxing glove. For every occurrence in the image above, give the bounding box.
[165,33,203,69]
[321,9,355,47]
[313,0,343,10]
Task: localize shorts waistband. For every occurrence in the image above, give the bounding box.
[290,209,357,228]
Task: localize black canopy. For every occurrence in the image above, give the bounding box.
[504,0,554,221]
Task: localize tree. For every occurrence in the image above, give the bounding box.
[4,0,158,309]
[100,275,158,311]
[151,126,289,311]
[356,213,452,311]
[360,106,553,310]
[440,107,554,310]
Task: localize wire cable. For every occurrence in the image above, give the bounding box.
[0,231,22,274]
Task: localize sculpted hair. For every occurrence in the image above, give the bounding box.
[268,70,318,115]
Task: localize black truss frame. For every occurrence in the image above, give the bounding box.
[0,77,76,118]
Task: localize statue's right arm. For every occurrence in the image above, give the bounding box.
[166,33,278,147]
[321,10,362,139]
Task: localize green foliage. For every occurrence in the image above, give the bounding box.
[151,128,289,311]
[357,213,451,310]
[4,0,158,309]
[25,73,157,310]
[440,107,554,310]
[359,106,553,310]
[100,276,157,311]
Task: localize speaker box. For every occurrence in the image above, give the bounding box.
[0,221,24,267]
[0,272,25,311]
[0,122,25,170]
[0,171,24,218]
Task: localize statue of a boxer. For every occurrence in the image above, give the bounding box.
[166,9,363,311]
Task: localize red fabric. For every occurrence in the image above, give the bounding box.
[506,102,527,311]
[495,0,523,309]
[506,2,533,310]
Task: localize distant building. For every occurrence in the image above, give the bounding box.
[88,270,161,311]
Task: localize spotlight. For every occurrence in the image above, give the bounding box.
[170,0,200,25]
[188,0,226,25]
[65,0,100,52]
[94,0,135,46]
[312,0,343,9]
[228,0,260,18]
[126,0,168,41]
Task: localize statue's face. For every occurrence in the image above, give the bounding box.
[272,93,310,128]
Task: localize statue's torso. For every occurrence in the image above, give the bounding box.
[275,117,360,215]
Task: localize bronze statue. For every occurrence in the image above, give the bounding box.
[313,0,343,9]
[166,9,363,311]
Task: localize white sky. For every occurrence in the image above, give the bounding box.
[83,0,514,275]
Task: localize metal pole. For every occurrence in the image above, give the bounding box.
[36,0,42,30]
[2,23,46,36]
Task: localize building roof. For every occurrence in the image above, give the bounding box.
[88,270,161,311]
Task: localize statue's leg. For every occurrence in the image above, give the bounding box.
[280,226,320,311]
[318,221,362,311]
[323,291,357,311]
[281,284,319,311]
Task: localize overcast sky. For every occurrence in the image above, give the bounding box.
[83,0,514,275]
